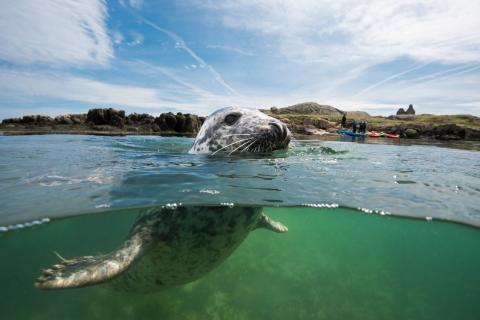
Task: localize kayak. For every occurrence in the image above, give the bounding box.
[367,131,381,138]
[386,133,400,139]
[337,129,366,137]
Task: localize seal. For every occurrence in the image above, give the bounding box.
[189,107,291,154]
[35,107,291,292]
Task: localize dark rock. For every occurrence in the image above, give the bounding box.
[154,115,168,131]
[405,128,419,139]
[2,118,21,124]
[396,108,406,115]
[151,124,161,132]
[465,128,480,141]
[39,116,54,125]
[432,124,465,139]
[175,113,186,132]
[22,115,38,124]
[87,108,125,127]
[184,114,194,132]
[439,134,462,140]
[163,113,177,130]
[270,107,279,114]
[127,113,153,125]
[405,104,415,115]
[55,115,73,125]
[70,115,86,124]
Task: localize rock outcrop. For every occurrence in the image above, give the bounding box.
[87,108,126,127]
[346,111,370,118]
[396,104,415,116]
[405,104,415,115]
[367,123,480,140]
[270,102,344,116]
[1,108,205,136]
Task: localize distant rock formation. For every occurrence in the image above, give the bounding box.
[270,106,279,114]
[405,104,415,115]
[87,108,126,127]
[1,108,205,135]
[397,104,415,116]
[346,111,370,118]
[270,102,344,116]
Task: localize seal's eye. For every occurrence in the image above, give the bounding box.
[224,113,240,125]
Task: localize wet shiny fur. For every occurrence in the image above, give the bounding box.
[189,107,291,154]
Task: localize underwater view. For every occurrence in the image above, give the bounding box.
[2,0,480,319]
[1,135,479,319]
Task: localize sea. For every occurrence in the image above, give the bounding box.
[0,134,479,319]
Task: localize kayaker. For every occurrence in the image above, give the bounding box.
[352,119,357,133]
[361,120,367,133]
[341,113,347,128]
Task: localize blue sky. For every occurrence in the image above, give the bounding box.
[0,0,479,120]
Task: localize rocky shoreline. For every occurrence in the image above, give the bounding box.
[1,104,479,141]
[0,108,205,137]
[263,102,480,141]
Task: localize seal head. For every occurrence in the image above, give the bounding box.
[189,107,291,154]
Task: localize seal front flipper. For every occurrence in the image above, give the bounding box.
[256,212,288,233]
[35,231,150,290]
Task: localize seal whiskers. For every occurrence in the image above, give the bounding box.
[210,138,251,156]
[228,138,253,155]
[241,139,257,152]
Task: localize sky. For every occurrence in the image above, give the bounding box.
[0,0,479,120]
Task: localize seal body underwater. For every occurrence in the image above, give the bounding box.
[36,107,291,292]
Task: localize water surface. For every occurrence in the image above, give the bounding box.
[0,134,479,319]
[1,135,479,227]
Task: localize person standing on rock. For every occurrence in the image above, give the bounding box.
[341,113,347,128]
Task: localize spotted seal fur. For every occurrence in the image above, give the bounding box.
[189,107,291,154]
[36,107,291,292]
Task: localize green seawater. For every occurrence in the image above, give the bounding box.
[1,206,479,320]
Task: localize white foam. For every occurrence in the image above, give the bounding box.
[200,189,220,195]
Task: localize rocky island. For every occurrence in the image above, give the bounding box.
[1,103,479,141]
[0,108,205,137]
[263,102,480,141]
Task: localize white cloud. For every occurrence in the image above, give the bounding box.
[345,71,480,115]
[127,32,144,46]
[129,0,144,9]
[0,0,113,67]
[0,70,162,108]
[119,0,144,10]
[113,31,124,45]
[0,68,240,116]
[194,0,480,64]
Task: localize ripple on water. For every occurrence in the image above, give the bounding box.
[0,135,479,227]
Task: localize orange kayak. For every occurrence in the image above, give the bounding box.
[386,133,400,139]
